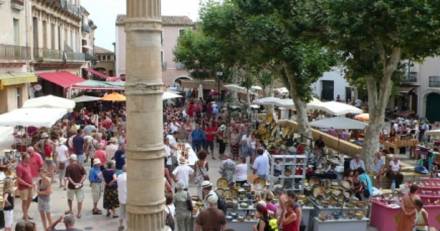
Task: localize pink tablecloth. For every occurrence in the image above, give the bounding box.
[371,200,440,231]
[370,201,399,231]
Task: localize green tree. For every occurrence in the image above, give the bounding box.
[322,0,440,167]
[201,0,335,138]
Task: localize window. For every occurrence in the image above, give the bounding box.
[16,87,22,108]
[13,18,20,46]
[42,21,47,49]
[58,25,62,50]
[33,17,38,50]
[429,76,440,88]
[179,29,186,37]
[51,23,55,50]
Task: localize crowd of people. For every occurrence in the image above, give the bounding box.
[12,105,128,231]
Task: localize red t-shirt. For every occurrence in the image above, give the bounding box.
[44,143,53,158]
[95,150,107,165]
[205,127,217,142]
[29,152,43,178]
[16,163,32,190]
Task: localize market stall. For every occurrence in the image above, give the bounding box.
[0,108,68,127]
[23,95,75,111]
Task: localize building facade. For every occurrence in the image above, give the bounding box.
[0,0,37,113]
[115,15,194,86]
[94,46,115,76]
[0,0,96,110]
[311,68,354,103]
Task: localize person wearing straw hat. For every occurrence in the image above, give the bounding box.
[88,159,103,215]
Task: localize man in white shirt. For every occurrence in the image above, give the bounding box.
[166,133,178,149]
[350,155,366,171]
[253,148,269,180]
[56,138,69,189]
[117,166,127,231]
[164,138,175,172]
[172,160,194,189]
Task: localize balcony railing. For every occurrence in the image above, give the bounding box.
[402,72,417,83]
[0,44,30,60]
[33,48,85,62]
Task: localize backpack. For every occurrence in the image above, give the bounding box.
[215,192,227,214]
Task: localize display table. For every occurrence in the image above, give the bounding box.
[226,221,256,230]
[176,143,197,165]
[371,199,440,231]
[313,217,368,231]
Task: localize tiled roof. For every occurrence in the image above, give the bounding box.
[116,15,194,26]
[94,46,113,54]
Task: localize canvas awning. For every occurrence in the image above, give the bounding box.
[0,108,67,127]
[38,71,84,89]
[71,95,102,103]
[310,117,367,130]
[0,72,37,89]
[23,95,75,111]
[72,80,125,90]
[313,101,363,115]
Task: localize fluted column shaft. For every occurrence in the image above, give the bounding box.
[125,0,165,230]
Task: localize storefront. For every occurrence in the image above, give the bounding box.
[0,72,37,113]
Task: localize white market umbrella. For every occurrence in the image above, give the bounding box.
[251,85,263,91]
[162,91,182,100]
[253,97,282,106]
[71,95,101,103]
[274,98,295,108]
[306,97,324,110]
[310,117,367,130]
[23,95,75,111]
[0,108,68,127]
[224,84,248,94]
[316,101,363,116]
[0,126,14,150]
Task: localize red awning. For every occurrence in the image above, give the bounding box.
[38,71,84,89]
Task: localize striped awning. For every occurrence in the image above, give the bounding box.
[0,72,37,89]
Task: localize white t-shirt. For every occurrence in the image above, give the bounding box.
[164,145,173,166]
[105,144,119,160]
[235,163,248,181]
[166,204,176,218]
[167,134,177,147]
[172,165,194,189]
[390,160,401,172]
[56,144,69,163]
[117,172,127,204]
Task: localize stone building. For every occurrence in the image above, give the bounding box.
[94,46,115,77]
[0,0,37,113]
[115,15,194,86]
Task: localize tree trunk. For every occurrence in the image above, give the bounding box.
[281,65,312,140]
[362,47,401,170]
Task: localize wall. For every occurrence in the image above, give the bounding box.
[0,84,28,113]
[0,0,29,46]
[311,67,351,101]
[115,24,126,77]
[416,57,440,118]
[162,26,191,85]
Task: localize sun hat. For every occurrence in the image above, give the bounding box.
[93,159,101,165]
[69,154,77,161]
[201,181,213,188]
[207,192,218,205]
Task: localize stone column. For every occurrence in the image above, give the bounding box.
[125,0,165,230]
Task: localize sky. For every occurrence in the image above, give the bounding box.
[81,0,201,50]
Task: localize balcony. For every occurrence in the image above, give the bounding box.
[429,76,440,88]
[0,44,30,60]
[401,72,418,83]
[33,48,85,62]
[11,0,24,10]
